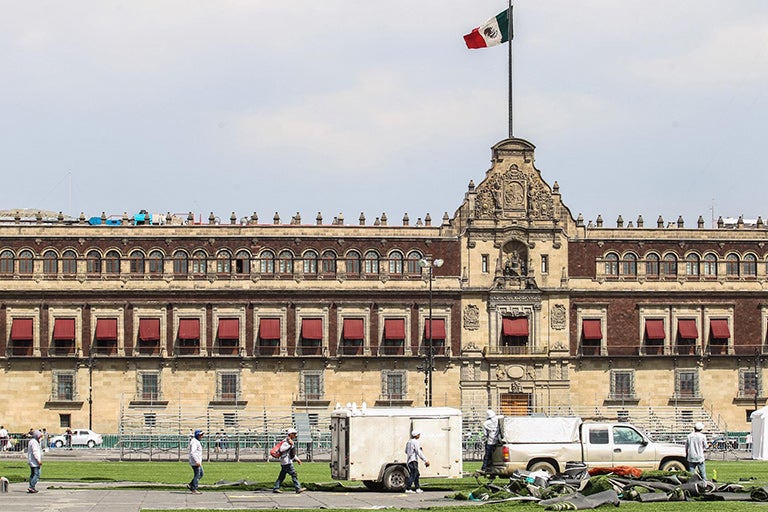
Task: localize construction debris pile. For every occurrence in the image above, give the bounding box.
[451,464,766,509]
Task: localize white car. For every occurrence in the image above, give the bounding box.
[50,429,103,448]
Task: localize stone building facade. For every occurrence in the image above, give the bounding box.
[0,137,765,434]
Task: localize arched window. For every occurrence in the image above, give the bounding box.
[147,250,163,274]
[726,254,739,277]
[345,250,361,276]
[191,250,207,275]
[685,253,700,276]
[604,253,619,276]
[18,250,34,275]
[0,250,13,275]
[662,254,677,276]
[388,251,404,275]
[62,250,78,275]
[87,250,102,275]
[234,250,250,274]
[406,251,422,275]
[303,250,318,275]
[259,250,275,274]
[173,251,189,275]
[363,251,379,275]
[278,250,293,274]
[217,250,232,274]
[702,253,717,277]
[105,250,120,274]
[645,253,660,278]
[43,250,58,275]
[321,250,336,275]
[743,254,757,276]
[621,253,637,276]
[129,250,145,274]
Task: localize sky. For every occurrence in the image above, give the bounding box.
[1,1,766,227]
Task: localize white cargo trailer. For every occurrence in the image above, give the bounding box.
[330,406,463,491]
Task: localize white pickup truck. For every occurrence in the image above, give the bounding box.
[490,416,687,476]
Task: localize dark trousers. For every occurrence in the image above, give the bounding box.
[482,444,495,471]
[189,465,203,490]
[406,461,421,490]
[274,463,301,490]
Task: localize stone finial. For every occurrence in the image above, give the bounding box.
[101,211,107,223]
[359,212,365,225]
[208,212,216,224]
[57,211,64,223]
[616,215,623,228]
[294,212,301,225]
[337,212,344,225]
[36,211,43,223]
[124,212,131,223]
[587,220,594,228]
[187,212,194,223]
[402,213,409,226]
[79,212,86,223]
[381,212,388,226]
[596,215,603,228]
[442,212,450,226]
[251,212,258,224]
[737,215,744,228]
[230,212,237,224]
[166,212,172,223]
[677,216,684,228]
[697,216,705,228]
[273,212,280,225]
[717,216,724,228]
[374,217,381,226]
[627,221,634,228]
[416,217,423,227]
[576,213,584,227]
[637,215,644,228]
[425,213,432,226]
[468,180,475,191]
[657,216,664,228]
[553,181,560,194]
[316,212,322,225]
[758,216,764,228]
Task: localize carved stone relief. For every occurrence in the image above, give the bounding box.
[463,305,480,331]
[551,304,566,330]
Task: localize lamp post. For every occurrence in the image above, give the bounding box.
[88,350,94,431]
[419,256,443,407]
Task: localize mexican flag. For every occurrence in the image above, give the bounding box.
[463,9,511,49]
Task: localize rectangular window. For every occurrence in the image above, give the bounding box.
[224,412,238,428]
[59,414,71,429]
[218,372,239,401]
[386,373,404,400]
[541,255,549,274]
[140,373,160,401]
[481,254,489,273]
[144,413,157,428]
[304,374,321,400]
[610,370,634,400]
[54,372,75,401]
[740,369,761,399]
[675,369,699,398]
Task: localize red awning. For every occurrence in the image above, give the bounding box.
[677,319,698,339]
[53,318,76,341]
[645,319,665,340]
[138,318,161,342]
[178,318,200,340]
[502,317,529,337]
[10,318,33,341]
[342,319,364,340]
[424,319,446,339]
[217,318,239,340]
[384,319,405,340]
[710,319,731,339]
[582,319,602,340]
[259,318,281,340]
[95,318,118,341]
[301,318,323,340]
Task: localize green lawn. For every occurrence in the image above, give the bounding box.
[1,459,767,512]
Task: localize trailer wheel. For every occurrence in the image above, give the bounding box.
[363,480,385,491]
[382,465,408,491]
[528,460,558,476]
[660,459,686,472]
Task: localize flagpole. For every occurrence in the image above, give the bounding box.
[508,1,513,139]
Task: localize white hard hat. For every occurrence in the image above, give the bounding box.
[412,430,421,437]
[486,409,496,419]
[694,422,704,431]
[287,428,298,435]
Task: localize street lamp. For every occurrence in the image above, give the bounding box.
[419,256,443,407]
[88,350,94,431]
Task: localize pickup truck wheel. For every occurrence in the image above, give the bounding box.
[528,460,558,476]
[363,480,385,491]
[660,460,686,472]
[382,465,408,492]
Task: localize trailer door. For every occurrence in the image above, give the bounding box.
[330,415,349,480]
[411,417,451,477]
